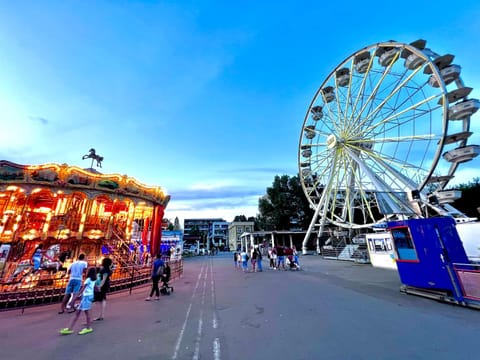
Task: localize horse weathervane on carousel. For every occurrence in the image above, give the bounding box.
[82,148,104,168]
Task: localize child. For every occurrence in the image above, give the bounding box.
[59,267,97,335]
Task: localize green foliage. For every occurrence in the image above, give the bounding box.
[451,177,480,218]
[256,174,313,231]
[233,215,248,222]
[189,225,201,236]
[173,217,181,230]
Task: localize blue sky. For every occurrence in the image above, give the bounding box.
[1,1,480,225]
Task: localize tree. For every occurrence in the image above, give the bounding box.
[257,174,313,230]
[173,217,181,230]
[451,178,480,218]
[233,215,248,222]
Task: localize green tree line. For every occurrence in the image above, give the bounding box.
[233,175,480,231]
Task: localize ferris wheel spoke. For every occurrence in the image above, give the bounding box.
[350,65,424,134]
[310,155,334,182]
[339,155,356,223]
[362,84,439,138]
[365,151,425,192]
[339,154,364,223]
[347,50,378,127]
[321,103,343,134]
[346,147,411,214]
[348,50,401,130]
[341,61,357,128]
[350,134,437,144]
[347,156,378,222]
[361,148,432,187]
[379,108,438,135]
[360,93,441,137]
[346,73,376,130]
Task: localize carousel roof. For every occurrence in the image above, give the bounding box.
[0,160,170,206]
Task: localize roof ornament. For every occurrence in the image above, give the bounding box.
[82,148,104,168]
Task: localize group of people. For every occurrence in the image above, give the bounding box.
[268,245,300,271]
[233,245,300,272]
[58,255,113,336]
[57,250,172,336]
[234,246,263,272]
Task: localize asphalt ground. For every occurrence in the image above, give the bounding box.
[1,253,479,360]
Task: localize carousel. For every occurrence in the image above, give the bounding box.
[0,152,176,309]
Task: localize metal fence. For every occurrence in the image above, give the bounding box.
[0,259,183,312]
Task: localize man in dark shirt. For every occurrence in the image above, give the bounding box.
[145,253,164,301]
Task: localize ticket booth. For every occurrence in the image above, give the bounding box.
[387,217,480,308]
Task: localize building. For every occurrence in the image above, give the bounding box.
[228,221,254,251]
[183,218,228,251]
[208,221,229,250]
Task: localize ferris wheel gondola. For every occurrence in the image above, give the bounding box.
[298,40,479,253]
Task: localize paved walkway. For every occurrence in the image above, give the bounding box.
[1,254,479,360]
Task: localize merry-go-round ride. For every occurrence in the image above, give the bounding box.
[0,154,178,310]
[298,39,480,308]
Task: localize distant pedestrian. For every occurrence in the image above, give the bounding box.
[240,249,249,272]
[256,246,263,272]
[269,247,277,269]
[59,267,97,335]
[276,246,285,270]
[59,253,88,314]
[93,257,112,321]
[292,247,300,269]
[233,251,238,269]
[250,247,257,272]
[145,253,164,301]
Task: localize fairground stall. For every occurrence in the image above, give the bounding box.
[0,160,182,310]
[388,217,480,309]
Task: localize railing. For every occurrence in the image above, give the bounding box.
[321,242,370,263]
[0,259,183,312]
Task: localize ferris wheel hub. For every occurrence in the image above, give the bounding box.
[326,134,337,149]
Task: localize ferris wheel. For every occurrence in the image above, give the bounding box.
[298,39,480,244]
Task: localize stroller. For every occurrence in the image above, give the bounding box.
[286,255,300,270]
[160,263,173,295]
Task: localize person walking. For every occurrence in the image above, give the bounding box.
[145,253,164,301]
[276,246,286,270]
[93,257,112,321]
[256,246,263,272]
[59,253,88,314]
[233,251,238,269]
[250,246,257,272]
[240,249,249,272]
[59,267,97,335]
[292,246,300,269]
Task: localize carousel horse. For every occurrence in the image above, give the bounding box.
[82,148,104,168]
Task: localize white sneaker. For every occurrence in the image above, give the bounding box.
[145,297,152,301]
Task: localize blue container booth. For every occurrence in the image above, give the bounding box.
[387,217,480,309]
